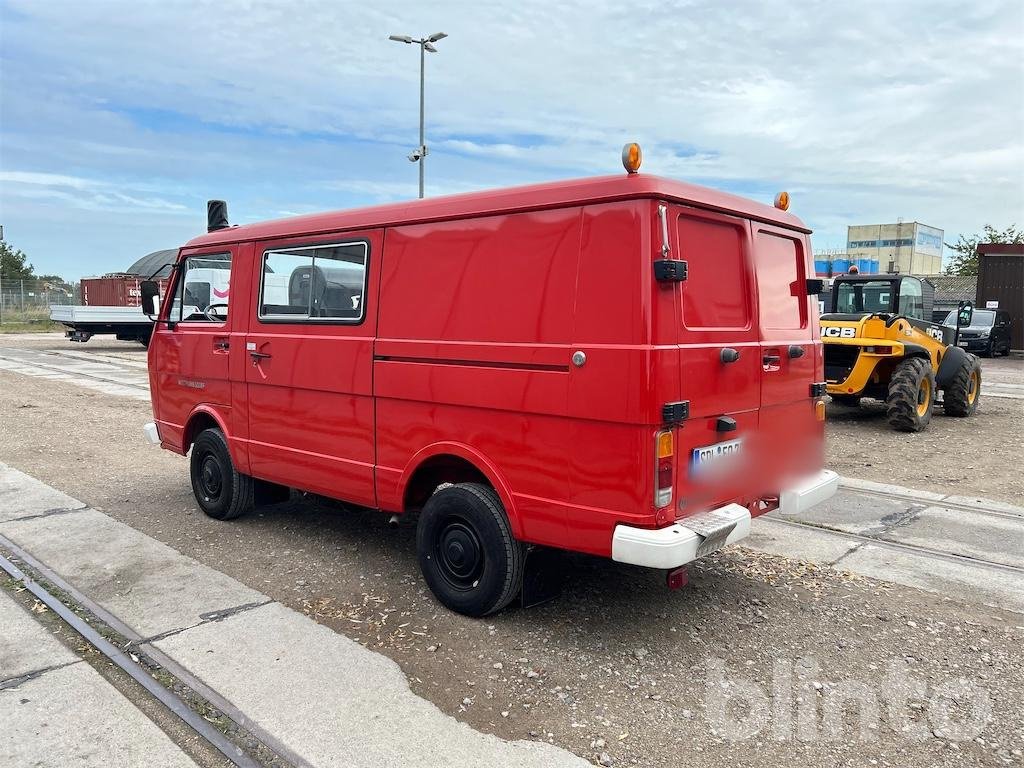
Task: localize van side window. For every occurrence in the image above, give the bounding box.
[170,253,232,322]
[259,242,367,322]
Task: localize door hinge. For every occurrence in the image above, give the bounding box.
[810,382,827,397]
[654,259,688,282]
[662,401,690,424]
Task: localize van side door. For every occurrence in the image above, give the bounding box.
[244,231,381,507]
[149,248,237,452]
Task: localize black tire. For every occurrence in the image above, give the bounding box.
[886,357,935,432]
[982,339,993,358]
[416,483,525,617]
[943,354,981,417]
[189,428,254,520]
[830,394,862,407]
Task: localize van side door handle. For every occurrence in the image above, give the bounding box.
[249,351,271,361]
[762,353,781,367]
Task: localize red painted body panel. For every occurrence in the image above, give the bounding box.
[148,173,824,561]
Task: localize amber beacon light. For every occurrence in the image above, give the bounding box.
[774,191,790,210]
[622,142,643,174]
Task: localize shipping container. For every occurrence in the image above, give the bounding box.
[977,245,1024,350]
[81,275,169,307]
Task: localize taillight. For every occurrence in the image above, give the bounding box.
[865,345,893,355]
[655,429,674,509]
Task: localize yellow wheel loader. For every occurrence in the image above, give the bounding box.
[820,275,981,432]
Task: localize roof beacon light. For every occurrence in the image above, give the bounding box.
[622,142,642,174]
[774,191,790,211]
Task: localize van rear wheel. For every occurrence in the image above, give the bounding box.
[416,483,525,617]
[190,428,254,520]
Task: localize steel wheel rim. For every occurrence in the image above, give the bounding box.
[435,518,484,591]
[199,454,223,502]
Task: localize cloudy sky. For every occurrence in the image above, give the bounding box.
[1,0,1022,279]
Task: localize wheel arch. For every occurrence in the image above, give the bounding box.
[182,406,230,454]
[399,443,522,539]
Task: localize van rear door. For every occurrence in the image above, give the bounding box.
[750,224,821,490]
[671,207,761,515]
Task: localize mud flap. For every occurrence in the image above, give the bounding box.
[253,478,290,508]
[521,547,564,609]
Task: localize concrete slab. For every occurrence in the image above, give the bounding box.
[942,495,1024,517]
[838,544,1024,615]
[881,506,1024,569]
[153,602,590,768]
[1,508,265,638]
[838,476,946,502]
[0,589,80,681]
[0,464,84,522]
[770,488,913,535]
[745,517,860,564]
[1,662,197,768]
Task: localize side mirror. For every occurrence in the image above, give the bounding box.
[140,280,160,316]
[957,301,973,328]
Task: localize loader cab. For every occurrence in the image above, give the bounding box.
[826,275,927,321]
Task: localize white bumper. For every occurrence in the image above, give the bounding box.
[611,469,839,569]
[612,503,751,569]
[779,469,839,516]
[142,421,160,445]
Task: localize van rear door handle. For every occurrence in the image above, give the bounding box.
[249,351,271,361]
[720,348,740,363]
[762,354,781,366]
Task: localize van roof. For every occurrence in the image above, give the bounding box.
[184,173,810,249]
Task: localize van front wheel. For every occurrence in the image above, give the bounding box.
[189,428,254,520]
[416,483,525,617]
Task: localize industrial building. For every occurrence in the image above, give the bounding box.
[846,222,944,275]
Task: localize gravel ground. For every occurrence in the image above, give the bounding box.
[1,339,1022,767]
[825,355,1024,505]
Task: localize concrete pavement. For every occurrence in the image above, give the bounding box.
[750,476,1024,613]
[1,588,198,768]
[0,462,589,768]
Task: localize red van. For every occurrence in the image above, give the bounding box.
[142,150,837,616]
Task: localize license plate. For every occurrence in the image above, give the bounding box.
[691,438,742,472]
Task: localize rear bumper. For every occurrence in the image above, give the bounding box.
[612,503,751,569]
[779,469,839,516]
[611,469,839,569]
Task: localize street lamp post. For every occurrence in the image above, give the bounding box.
[388,32,447,199]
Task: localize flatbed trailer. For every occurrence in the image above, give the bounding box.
[50,304,154,345]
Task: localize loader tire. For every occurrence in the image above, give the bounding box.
[886,357,935,432]
[943,354,981,417]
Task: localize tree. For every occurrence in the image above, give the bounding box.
[944,225,1023,276]
[0,239,35,280]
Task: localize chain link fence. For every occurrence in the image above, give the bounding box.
[0,277,78,328]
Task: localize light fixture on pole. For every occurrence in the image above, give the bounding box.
[388,32,448,199]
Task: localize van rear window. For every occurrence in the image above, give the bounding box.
[753,231,807,330]
[259,242,367,322]
[677,215,749,329]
